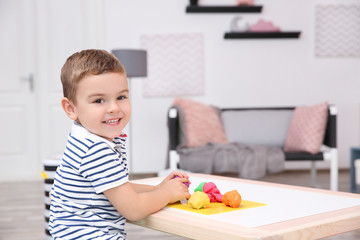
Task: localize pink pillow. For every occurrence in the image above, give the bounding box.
[284,102,328,154]
[173,98,228,147]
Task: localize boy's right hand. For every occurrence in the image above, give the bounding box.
[161,177,191,204]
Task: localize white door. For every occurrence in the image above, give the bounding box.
[35,0,106,167]
[0,0,39,181]
[0,0,106,182]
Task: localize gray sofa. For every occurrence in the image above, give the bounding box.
[166,105,338,191]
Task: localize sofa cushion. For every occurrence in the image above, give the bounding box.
[221,109,294,147]
[284,102,328,154]
[173,98,228,147]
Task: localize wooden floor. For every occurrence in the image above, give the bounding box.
[0,170,359,240]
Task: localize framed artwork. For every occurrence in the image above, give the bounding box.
[315,4,360,57]
[140,33,205,97]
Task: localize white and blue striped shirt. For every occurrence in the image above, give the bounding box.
[49,122,129,239]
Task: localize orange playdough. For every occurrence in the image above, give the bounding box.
[222,190,242,208]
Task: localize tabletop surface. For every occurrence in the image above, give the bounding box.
[131,173,360,240]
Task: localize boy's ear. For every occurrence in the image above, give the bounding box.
[61,97,77,121]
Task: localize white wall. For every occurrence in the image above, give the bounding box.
[104,0,360,173]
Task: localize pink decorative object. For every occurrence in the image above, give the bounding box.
[249,19,281,32]
[236,0,253,6]
[173,98,228,147]
[284,102,328,154]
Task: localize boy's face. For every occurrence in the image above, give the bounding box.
[71,72,131,141]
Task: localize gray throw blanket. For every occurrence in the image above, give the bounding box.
[177,142,285,180]
[169,105,285,179]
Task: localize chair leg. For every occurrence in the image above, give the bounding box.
[158,150,182,177]
[329,149,338,191]
[169,150,180,170]
[311,161,317,188]
[324,148,338,191]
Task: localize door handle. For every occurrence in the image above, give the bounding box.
[21,74,34,92]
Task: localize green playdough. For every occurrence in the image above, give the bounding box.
[194,182,207,192]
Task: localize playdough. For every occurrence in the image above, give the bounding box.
[222,190,242,208]
[195,182,223,202]
[173,175,190,187]
[168,179,265,215]
[187,191,210,209]
[194,182,206,192]
[203,182,223,202]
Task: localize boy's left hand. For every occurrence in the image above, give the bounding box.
[159,171,191,188]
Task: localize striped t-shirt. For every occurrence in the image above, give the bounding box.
[49,122,129,239]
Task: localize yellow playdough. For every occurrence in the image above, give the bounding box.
[187,191,210,209]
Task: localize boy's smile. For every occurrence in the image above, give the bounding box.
[69,72,131,141]
[103,118,121,125]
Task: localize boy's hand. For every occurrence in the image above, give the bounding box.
[159,171,191,189]
[160,177,191,204]
[105,171,191,221]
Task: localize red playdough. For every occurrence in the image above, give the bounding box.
[222,190,242,208]
[173,175,190,187]
[202,182,223,202]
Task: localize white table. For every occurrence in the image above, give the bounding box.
[131,173,360,240]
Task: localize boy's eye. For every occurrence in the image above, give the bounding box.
[117,95,127,100]
[94,99,104,104]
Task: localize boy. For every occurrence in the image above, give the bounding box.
[49,49,191,239]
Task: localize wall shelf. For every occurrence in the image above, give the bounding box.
[224,31,301,39]
[186,5,263,13]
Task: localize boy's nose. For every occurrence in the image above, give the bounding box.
[108,101,121,113]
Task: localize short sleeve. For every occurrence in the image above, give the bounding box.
[79,141,129,194]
